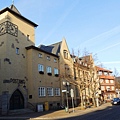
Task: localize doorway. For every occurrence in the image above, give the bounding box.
[10,89,24,110]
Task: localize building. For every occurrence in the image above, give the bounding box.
[0,4,61,115]
[96,66,116,101]
[115,77,120,98]
[39,38,76,108]
[72,54,101,107]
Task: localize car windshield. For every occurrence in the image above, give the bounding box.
[113,98,119,101]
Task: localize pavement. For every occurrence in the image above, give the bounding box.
[0,102,112,120]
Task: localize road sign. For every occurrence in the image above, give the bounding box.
[70,89,74,97]
[62,90,67,92]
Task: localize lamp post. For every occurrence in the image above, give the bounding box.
[63,81,69,113]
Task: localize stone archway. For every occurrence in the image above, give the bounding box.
[10,89,24,110]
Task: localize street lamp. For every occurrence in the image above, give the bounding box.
[63,81,70,113]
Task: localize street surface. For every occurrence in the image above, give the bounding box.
[60,105,120,120]
[1,103,120,120]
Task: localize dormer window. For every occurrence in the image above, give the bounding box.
[63,50,68,59]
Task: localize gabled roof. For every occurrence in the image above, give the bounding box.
[0,5,38,27]
[9,4,21,15]
[39,41,62,56]
[96,66,112,73]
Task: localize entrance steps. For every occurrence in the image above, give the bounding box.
[9,108,34,115]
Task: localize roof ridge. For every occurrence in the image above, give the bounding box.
[9,4,21,15]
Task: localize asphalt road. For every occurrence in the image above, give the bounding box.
[60,105,120,120]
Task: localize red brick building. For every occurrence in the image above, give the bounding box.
[96,66,116,101]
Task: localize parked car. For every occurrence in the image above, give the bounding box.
[111,98,120,105]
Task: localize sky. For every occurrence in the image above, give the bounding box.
[0,0,120,75]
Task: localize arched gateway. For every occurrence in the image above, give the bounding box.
[10,89,24,110]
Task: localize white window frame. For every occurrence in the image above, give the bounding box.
[55,88,60,96]
[110,80,114,83]
[111,86,114,90]
[54,58,57,63]
[38,64,44,72]
[47,87,53,96]
[101,86,105,90]
[39,87,46,97]
[38,53,42,58]
[106,79,109,83]
[98,71,102,75]
[54,68,58,75]
[47,56,50,61]
[106,86,110,91]
[47,66,52,73]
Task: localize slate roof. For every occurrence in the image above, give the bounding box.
[26,45,58,57]
[39,41,62,56]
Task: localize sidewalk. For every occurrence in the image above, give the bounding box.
[0,103,112,120]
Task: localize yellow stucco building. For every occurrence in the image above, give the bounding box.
[0,4,101,115]
[0,5,61,115]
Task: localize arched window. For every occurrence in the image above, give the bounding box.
[63,50,68,59]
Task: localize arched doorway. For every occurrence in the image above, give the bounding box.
[10,89,24,110]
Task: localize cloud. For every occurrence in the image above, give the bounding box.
[96,41,120,53]
[39,0,80,44]
[75,25,120,50]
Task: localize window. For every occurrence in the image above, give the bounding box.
[111,86,114,90]
[16,47,19,55]
[98,71,102,75]
[47,87,53,96]
[38,64,44,72]
[47,66,52,73]
[27,35,29,40]
[29,95,32,99]
[54,68,58,74]
[104,72,108,75]
[39,87,46,97]
[106,86,110,91]
[63,50,68,59]
[101,86,105,90]
[54,58,57,63]
[55,88,60,96]
[38,53,42,58]
[100,79,103,83]
[106,80,109,83]
[110,80,114,83]
[47,56,50,61]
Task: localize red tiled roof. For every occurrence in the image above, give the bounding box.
[96,66,112,73]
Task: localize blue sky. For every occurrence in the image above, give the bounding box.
[0,0,120,74]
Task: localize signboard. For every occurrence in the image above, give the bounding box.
[37,104,43,112]
[70,89,74,98]
[62,90,67,92]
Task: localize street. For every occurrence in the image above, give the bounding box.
[1,103,120,120]
[60,105,120,120]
